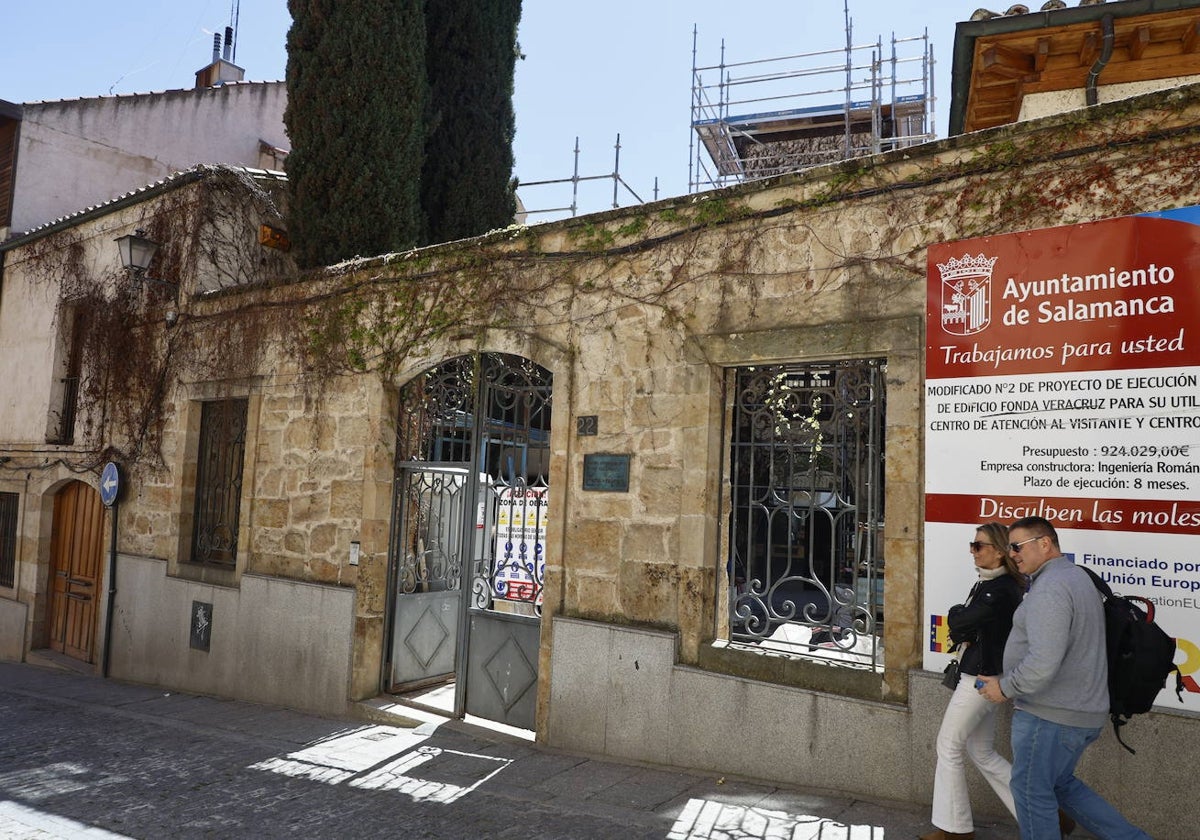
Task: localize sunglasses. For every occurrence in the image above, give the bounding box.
[968,541,992,552]
[1009,536,1042,553]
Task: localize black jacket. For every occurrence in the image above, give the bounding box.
[947,573,1024,677]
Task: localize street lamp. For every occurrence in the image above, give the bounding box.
[114,229,160,275]
[115,229,179,326]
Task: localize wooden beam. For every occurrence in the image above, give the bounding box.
[973,101,1020,119]
[1035,37,1051,73]
[1130,25,1151,61]
[971,83,1021,104]
[1183,18,1200,53]
[1022,51,1200,93]
[981,42,1035,79]
[1079,30,1099,67]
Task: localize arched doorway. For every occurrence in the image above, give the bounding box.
[46,480,105,663]
[384,353,552,730]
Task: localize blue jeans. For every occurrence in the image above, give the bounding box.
[1010,710,1150,840]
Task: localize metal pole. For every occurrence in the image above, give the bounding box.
[927,33,936,140]
[873,41,882,155]
[843,0,853,159]
[612,134,621,209]
[689,24,698,194]
[102,500,118,678]
[571,137,580,217]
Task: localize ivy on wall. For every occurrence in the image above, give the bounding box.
[9,87,1200,475]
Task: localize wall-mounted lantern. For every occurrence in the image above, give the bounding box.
[114,229,160,274]
[115,229,179,326]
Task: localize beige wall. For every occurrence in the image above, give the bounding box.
[11,82,287,235]
[110,555,355,713]
[1019,73,1200,123]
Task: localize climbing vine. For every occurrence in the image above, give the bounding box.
[8,86,1200,473]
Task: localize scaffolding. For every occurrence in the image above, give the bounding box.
[517,135,654,222]
[689,4,935,193]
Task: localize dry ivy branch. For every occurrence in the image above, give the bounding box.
[11,96,1200,472]
[7,168,295,472]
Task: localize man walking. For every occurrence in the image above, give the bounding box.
[977,516,1150,840]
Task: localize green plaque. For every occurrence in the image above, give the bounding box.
[582,453,630,492]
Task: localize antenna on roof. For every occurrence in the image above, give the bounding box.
[228,0,241,65]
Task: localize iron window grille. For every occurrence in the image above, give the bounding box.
[191,398,248,567]
[0,492,16,588]
[724,359,886,670]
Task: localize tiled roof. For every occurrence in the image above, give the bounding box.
[0,164,287,250]
[17,79,284,109]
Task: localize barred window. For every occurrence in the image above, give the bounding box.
[46,308,84,445]
[191,399,248,567]
[0,492,18,588]
[725,359,886,670]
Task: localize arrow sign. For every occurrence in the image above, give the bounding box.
[100,461,120,507]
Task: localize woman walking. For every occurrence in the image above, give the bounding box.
[920,522,1025,840]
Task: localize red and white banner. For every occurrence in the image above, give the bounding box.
[924,209,1200,709]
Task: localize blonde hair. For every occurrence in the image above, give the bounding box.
[976,521,1023,584]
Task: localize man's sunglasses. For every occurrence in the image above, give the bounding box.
[1009,536,1042,553]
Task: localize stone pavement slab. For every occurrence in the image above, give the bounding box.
[0,661,1023,839]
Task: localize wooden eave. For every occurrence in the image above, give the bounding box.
[963,8,1200,132]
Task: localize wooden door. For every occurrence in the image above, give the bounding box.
[47,481,104,662]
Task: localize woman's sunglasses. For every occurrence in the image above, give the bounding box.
[968,541,992,552]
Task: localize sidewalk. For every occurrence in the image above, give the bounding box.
[0,660,1022,840]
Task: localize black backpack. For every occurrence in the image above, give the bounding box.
[1082,566,1184,753]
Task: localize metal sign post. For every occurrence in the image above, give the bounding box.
[100,461,120,678]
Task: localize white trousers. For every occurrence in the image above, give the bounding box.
[931,671,1018,833]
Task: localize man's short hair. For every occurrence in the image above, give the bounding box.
[1010,515,1059,547]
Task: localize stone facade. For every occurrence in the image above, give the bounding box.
[1,84,1199,835]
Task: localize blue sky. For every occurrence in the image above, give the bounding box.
[1,1,979,219]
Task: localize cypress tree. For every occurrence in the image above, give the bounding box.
[285,0,427,268]
[420,0,522,245]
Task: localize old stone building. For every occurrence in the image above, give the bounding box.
[1,79,1198,836]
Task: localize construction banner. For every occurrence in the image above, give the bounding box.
[923,207,1200,709]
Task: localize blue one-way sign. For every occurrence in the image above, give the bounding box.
[100,461,120,507]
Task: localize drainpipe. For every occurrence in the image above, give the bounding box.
[1085,14,1115,107]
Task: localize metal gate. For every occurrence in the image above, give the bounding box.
[386,354,551,730]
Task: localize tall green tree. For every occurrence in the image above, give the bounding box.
[420,1,522,245]
[285,0,427,268]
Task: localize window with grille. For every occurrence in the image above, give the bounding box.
[0,492,18,588]
[46,308,84,445]
[191,399,248,567]
[724,359,886,670]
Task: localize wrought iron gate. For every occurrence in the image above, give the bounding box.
[386,354,552,729]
